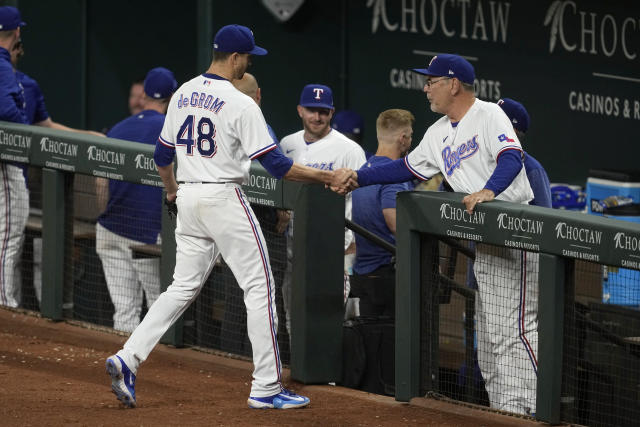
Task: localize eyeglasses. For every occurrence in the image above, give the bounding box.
[425,77,451,88]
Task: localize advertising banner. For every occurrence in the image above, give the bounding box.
[399,191,640,270]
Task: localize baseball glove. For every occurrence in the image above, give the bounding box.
[164,197,178,219]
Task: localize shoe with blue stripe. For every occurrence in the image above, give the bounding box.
[106,355,136,408]
[247,388,310,409]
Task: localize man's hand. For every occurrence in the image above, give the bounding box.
[276,209,291,234]
[165,191,178,219]
[462,188,495,214]
[329,168,359,195]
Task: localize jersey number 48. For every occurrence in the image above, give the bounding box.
[176,115,217,157]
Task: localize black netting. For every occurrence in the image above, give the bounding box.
[564,260,640,427]
[421,238,539,416]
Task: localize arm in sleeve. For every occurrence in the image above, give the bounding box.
[483,149,523,196]
[357,157,416,187]
[527,167,553,208]
[257,145,293,179]
[154,137,176,167]
[380,182,410,234]
[0,65,26,123]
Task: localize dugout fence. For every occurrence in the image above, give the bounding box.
[4,122,640,425]
[0,121,345,382]
[395,191,640,425]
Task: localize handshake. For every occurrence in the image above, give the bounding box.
[327,168,359,195]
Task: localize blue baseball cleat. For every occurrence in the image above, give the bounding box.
[106,355,136,408]
[247,388,310,409]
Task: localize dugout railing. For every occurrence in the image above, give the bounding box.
[395,191,640,425]
[5,122,640,425]
[0,121,346,385]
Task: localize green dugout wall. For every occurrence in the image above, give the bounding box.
[7,0,640,184]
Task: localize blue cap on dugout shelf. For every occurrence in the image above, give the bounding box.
[0,6,26,31]
[332,110,364,135]
[497,98,530,133]
[299,84,334,110]
[412,54,475,85]
[213,24,267,56]
[144,67,178,99]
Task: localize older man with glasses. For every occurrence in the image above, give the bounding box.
[333,53,539,416]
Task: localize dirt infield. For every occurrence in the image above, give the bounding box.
[0,308,542,426]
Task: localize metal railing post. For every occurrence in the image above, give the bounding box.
[536,253,566,423]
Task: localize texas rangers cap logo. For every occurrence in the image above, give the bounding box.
[313,88,324,100]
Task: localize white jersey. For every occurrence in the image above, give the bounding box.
[159,74,275,184]
[280,128,367,248]
[406,98,533,204]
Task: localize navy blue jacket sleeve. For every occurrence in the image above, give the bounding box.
[0,59,27,124]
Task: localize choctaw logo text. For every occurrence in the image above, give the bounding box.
[555,222,602,244]
[497,213,543,234]
[440,202,485,224]
[367,0,512,44]
[615,232,640,269]
[249,174,278,191]
[39,137,78,157]
[440,202,484,241]
[135,153,156,171]
[544,1,638,61]
[442,135,479,176]
[0,131,30,148]
[87,146,125,165]
[614,232,640,252]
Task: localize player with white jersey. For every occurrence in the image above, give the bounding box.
[335,54,538,415]
[279,84,366,334]
[105,24,345,411]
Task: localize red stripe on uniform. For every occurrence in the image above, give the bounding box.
[234,188,282,383]
[520,251,538,368]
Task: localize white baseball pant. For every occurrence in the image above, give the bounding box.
[117,183,282,397]
[0,164,29,308]
[474,244,539,415]
[96,223,161,332]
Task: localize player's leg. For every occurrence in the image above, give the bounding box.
[0,164,29,308]
[483,247,538,415]
[133,256,161,308]
[210,186,308,408]
[118,186,218,371]
[96,223,143,332]
[210,187,281,395]
[473,248,499,407]
[497,250,538,415]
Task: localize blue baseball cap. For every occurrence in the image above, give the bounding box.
[497,98,530,133]
[144,67,178,99]
[299,84,334,110]
[0,6,26,31]
[332,110,363,135]
[213,24,267,56]
[413,54,475,85]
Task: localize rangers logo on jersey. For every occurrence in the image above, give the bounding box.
[442,135,479,176]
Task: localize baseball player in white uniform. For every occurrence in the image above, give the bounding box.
[279,84,366,334]
[105,24,343,410]
[336,54,538,415]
